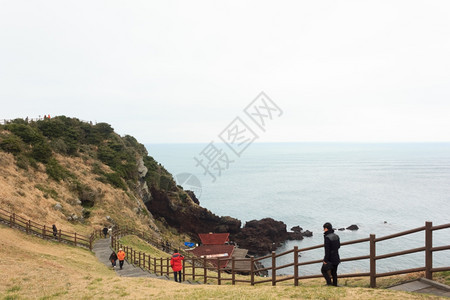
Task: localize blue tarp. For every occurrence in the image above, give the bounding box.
[184,242,195,248]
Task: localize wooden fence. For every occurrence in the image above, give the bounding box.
[0,207,97,250]
[113,227,177,254]
[112,221,450,287]
[1,207,448,288]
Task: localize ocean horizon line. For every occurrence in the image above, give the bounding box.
[145,141,450,145]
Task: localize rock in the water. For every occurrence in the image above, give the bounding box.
[291,226,303,233]
[338,228,345,231]
[346,224,359,231]
[303,230,313,237]
[233,218,289,255]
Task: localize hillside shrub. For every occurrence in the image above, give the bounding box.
[105,172,127,190]
[94,122,114,139]
[5,123,43,145]
[123,135,147,156]
[159,175,172,192]
[37,118,65,139]
[46,158,72,181]
[15,155,29,170]
[0,135,24,155]
[31,141,52,163]
[50,138,68,154]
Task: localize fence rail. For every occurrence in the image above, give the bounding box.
[0,207,97,250]
[112,221,450,287]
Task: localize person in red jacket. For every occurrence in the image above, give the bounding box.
[170,250,184,282]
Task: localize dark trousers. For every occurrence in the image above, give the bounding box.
[321,263,338,286]
[111,259,116,267]
[119,260,124,269]
[174,271,182,282]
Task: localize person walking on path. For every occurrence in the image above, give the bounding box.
[109,251,118,268]
[117,248,126,270]
[321,222,340,286]
[102,227,108,238]
[52,224,58,238]
[170,249,184,282]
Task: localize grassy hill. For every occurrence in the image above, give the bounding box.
[1,225,441,300]
[0,116,193,246]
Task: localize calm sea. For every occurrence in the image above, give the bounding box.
[146,143,450,275]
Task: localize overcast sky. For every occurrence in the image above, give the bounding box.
[1,1,450,143]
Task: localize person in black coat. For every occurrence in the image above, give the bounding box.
[102,227,108,238]
[109,251,118,268]
[321,222,340,286]
[52,224,58,238]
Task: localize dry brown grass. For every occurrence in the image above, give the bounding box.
[0,226,442,300]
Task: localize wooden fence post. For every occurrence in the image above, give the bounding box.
[425,221,433,280]
[43,225,46,240]
[160,257,163,275]
[58,229,62,242]
[153,257,157,274]
[74,232,77,247]
[231,256,235,285]
[370,234,376,288]
[166,258,170,276]
[217,257,221,285]
[26,220,30,234]
[251,256,255,286]
[271,251,276,286]
[203,257,207,284]
[192,258,196,281]
[294,246,299,286]
[182,259,186,282]
[139,251,142,268]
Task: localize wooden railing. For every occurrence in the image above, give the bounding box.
[2,207,448,287]
[0,207,97,250]
[112,221,450,287]
[111,231,217,282]
[113,227,177,254]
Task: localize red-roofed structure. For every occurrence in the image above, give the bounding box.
[198,233,229,245]
[191,245,235,269]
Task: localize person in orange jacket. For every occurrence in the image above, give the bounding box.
[170,249,184,282]
[117,248,126,270]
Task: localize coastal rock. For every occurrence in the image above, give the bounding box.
[289,226,313,238]
[346,224,359,231]
[186,190,200,205]
[233,218,290,256]
[302,230,313,237]
[338,228,345,231]
[137,157,148,178]
[291,226,303,233]
[145,186,241,241]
